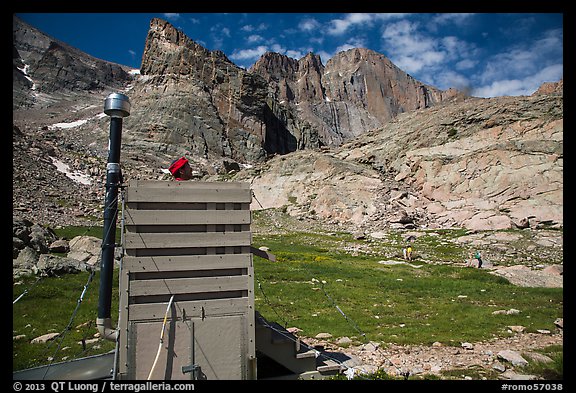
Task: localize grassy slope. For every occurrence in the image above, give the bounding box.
[13,222,563,378]
[252,231,562,345]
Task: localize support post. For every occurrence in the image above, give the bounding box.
[97,93,130,341]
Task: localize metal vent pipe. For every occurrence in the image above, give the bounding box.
[97,93,130,341]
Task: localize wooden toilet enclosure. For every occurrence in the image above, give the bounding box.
[118,180,256,380]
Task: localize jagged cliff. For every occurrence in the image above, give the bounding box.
[251,48,461,145]
[127,18,317,163]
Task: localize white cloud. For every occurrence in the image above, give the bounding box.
[379,18,482,90]
[299,18,320,32]
[270,43,286,54]
[229,45,268,61]
[472,79,527,97]
[479,47,546,86]
[534,28,563,51]
[326,13,375,35]
[210,24,232,50]
[309,36,324,45]
[346,13,375,25]
[326,13,409,36]
[163,13,180,21]
[455,58,477,71]
[335,37,367,54]
[431,13,475,27]
[242,23,268,32]
[472,63,563,98]
[431,70,471,92]
[247,34,263,43]
[535,63,563,82]
[394,55,427,74]
[327,18,352,36]
[472,26,563,97]
[382,20,445,74]
[286,50,305,59]
[441,36,473,59]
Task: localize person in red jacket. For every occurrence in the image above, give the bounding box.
[168,156,193,181]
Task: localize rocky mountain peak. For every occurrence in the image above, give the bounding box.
[140,17,227,79]
[299,52,324,72]
[249,52,299,82]
[326,47,384,66]
[148,17,190,47]
[133,18,314,163]
[12,15,131,108]
[250,42,461,146]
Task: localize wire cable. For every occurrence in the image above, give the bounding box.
[147,295,175,380]
[41,269,96,380]
[13,276,42,304]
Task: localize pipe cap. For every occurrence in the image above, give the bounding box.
[104,93,131,117]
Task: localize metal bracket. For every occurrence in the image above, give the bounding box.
[182,364,201,379]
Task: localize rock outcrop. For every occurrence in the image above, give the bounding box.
[237,92,563,231]
[532,79,563,96]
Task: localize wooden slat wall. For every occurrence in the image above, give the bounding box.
[118,180,256,378]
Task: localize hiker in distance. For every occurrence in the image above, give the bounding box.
[474,250,483,269]
[403,244,413,261]
[466,251,483,268]
[168,156,193,181]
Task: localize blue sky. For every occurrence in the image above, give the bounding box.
[16,13,563,98]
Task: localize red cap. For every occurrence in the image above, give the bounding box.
[168,157,188,175]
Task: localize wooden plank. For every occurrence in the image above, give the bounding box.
[126,187,251,203]
[124,210,251,225]
[129,275,249,296]
[124,254,251,272]
[129,298,250,320]
[124,231,252,249]
[129,180,250,190]
[125,202,250,211]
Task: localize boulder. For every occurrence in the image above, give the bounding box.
[497,350,528,367]
[49,239,70,253]
[36,254,89,276]
[68,236,101,265]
